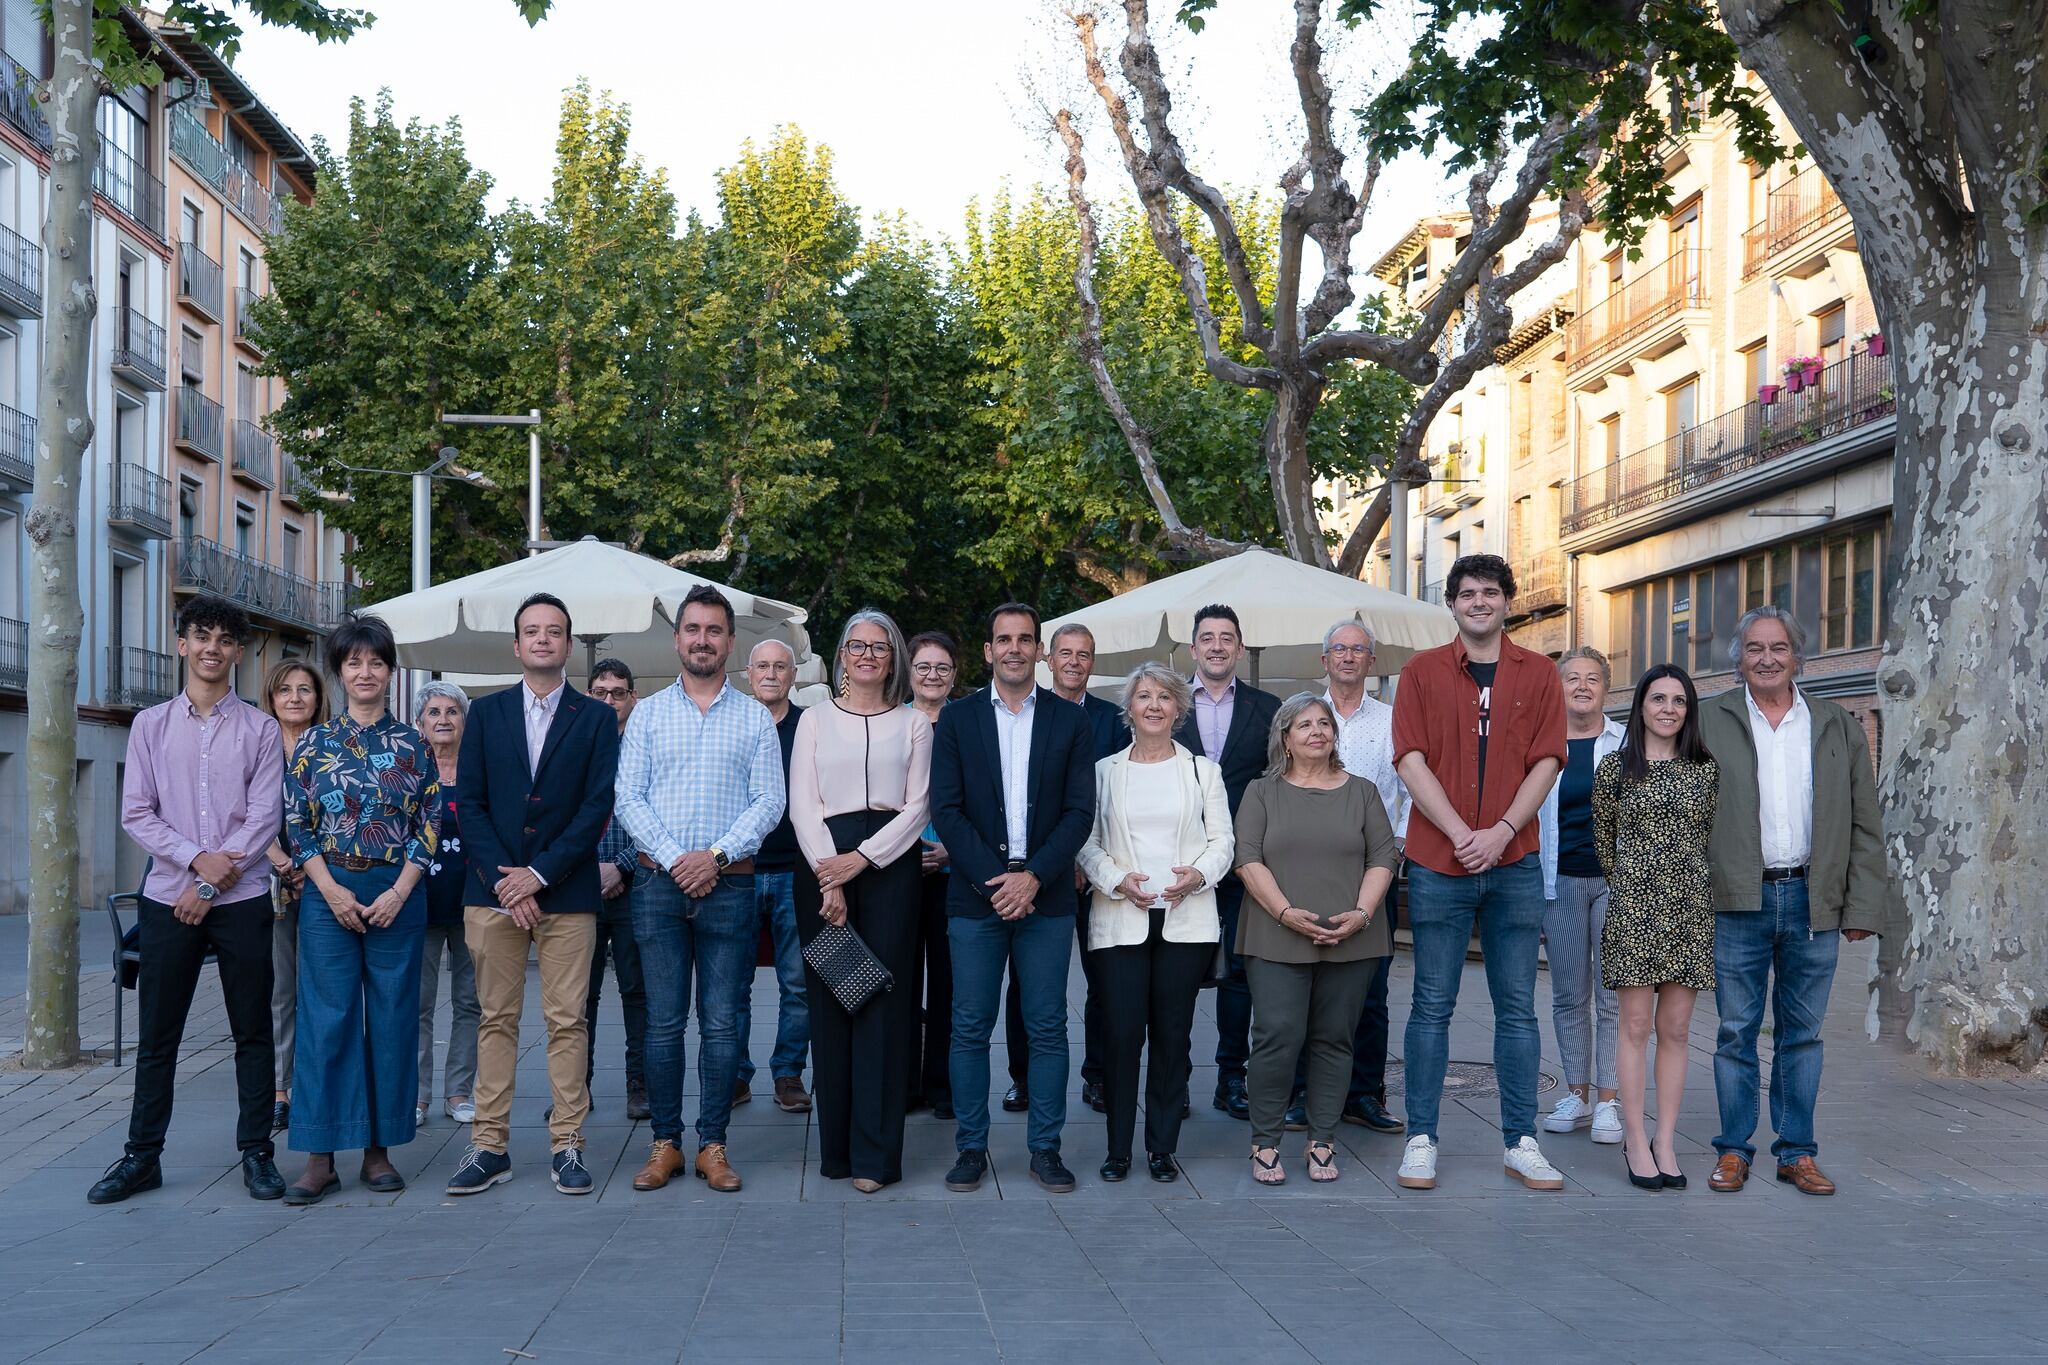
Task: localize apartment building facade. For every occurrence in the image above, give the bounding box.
[1329,78,1892,747]
[0,6,352,913]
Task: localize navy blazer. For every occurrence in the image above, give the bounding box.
[458,682,620,914]
[1174,679,1281,814]
[1079,691,1132,761]
[930,685,1096,919]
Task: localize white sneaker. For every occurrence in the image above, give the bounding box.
[1543,1092,1592,1132]
[1397,1135,1439,1189]
[446,1099,477,1124]
[414,1103,429,1125]
[1504,1136,1565,1190]
[1590,1099,1623,1144]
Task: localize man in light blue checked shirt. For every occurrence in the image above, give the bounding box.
[615,585,785,1195]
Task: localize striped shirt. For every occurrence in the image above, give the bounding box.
[614,677,785,870]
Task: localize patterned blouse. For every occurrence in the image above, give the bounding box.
[285,711,443,872]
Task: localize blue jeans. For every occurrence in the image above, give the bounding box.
[1404,853,1545,1146]
[630,868,759,1148]
[737,869,809,1083]
[1712,877,1839,1163]
[290,863,426,1153]
[949,911,1072,1153]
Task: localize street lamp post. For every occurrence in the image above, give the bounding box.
[443,410,544,555]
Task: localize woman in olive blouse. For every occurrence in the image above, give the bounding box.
[281,615,442,1204]
[1234,693,1399,1185]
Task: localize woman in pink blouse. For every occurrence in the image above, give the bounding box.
[790,609,932,1192]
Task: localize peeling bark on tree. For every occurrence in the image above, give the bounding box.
[22,0,97,1069]
[1724,0,2048,1072]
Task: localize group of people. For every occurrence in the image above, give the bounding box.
[92,549,1887,1207]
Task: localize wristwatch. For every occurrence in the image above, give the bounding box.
[195,881,218,902]
[710,847,731,870]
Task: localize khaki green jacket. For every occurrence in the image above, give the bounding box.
[1700,686,1889,933]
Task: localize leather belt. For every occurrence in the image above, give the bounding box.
[1006,860,1027,872]
[326,853,391,873]
[638,852,755,877]
[1762,865,1808,882]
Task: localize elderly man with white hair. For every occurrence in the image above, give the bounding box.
[734,637,813,1114]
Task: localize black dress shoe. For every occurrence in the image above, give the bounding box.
[1099,1156,1131,1182]
[1341,1095,1405,1133]
[1213,1077,1249,1120]
[271,1101,290,1133]
[1029,1150,1076,1193]
[1283,1090,1309,1132]
[87,1153,162,1205]
[1147,1152,1180,1182]
[242,1150,285,1200]
[931,1098,955,1121]
[945,1149,989,1192]
[1001,1083,1029,1113]
[1081,1078,1106,1113]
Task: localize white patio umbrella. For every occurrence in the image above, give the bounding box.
[1039,547,1456,692]
[361,536,810,684]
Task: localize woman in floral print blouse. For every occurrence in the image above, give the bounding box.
[280,614,443,1204]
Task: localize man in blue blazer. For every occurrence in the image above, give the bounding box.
[1172,603,1281,1121]
[445,592,620,1199]
[931,602,1096,1194]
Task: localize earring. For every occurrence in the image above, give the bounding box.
[836,671,850,698]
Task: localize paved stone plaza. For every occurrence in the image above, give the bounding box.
[3,914,2045,1364]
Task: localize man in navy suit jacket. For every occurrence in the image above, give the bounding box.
[446,592,619,1200]
[1171,603,1281,1120]
[929,603,1095,1194]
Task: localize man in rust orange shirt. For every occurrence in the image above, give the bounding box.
[1390,555,1568,1193]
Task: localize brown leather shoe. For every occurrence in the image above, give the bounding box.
[1709,1152,1751,1192]
[774,1077,812,1113]
[695,1143,742,1192]
[1776,1156,1836,1195]
[632,1139,685,1191]
[731,1079,752,1106]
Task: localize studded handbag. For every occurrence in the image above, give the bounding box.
[803,921,894,1013]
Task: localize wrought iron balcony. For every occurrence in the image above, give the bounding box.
[0,400,30,491]
[107,462,172,539]
[170,106,287,235]
[0,614,24,692]
[1742,166,1850,278]
[279,450,305,506]
[235,286,264,351]
[1565,248,1708,368]
[232,419,274,487]
[176,384,224,461]
[93,139,166,242]
[1563,348,1894,536]
[1514,547,1566,614]
[316,580,362,629]
[178,240,224,321]
[0,221,41,318]
[1421,579,1445,605]
[0,50,50,151]
[107,645,176,709]
[111,307,167,390]
[175,535,318,631]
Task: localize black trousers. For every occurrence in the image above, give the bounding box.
[1005,898,1104,1089]
[130,892,276,1159]
[1091,911,1211,1160]
[914,870,952,1106]
[1291,886,1396,1102]
[797,812,921,1185]
[585,889,647,1086]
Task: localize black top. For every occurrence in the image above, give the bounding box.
[1466,659,1498,809]
[754,703,805,870]
[425,772,466,926]
[1556,736,1602,878]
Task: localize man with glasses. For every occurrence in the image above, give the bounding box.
[736,638,812,1115]
[585,658,649,1121]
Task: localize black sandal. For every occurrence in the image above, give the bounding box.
[1251,1146,1286,1185]
[1306,1142,1339,1182]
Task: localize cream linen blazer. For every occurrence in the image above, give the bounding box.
[1077,741,1235,950]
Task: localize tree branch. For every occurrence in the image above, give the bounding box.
[668,479,740,566]
[1056,107,1256,563]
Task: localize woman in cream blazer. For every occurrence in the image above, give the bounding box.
[1077,662,1234,1183]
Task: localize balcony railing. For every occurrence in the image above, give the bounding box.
[107,645,176,709]
[1566,248,1708,367]
[176,535,318,630]
[1742,166,1849,277]
[1515,547,1566,613]
[0,614,25,692]
[316,580,362,629]
[111,307,167,389]
[93,138,166,241]
[279,450,305,505]
[170,106,287,235]
[234,286,264,350]
[106,462,172,539]
[232,419,274,486]
[0,400,30,490]
[1563,347,1894,535]
[1421,579,1445,605]
[0,221,42,318]
[0,50,51,151]
[176,384,225,460]
[178,240,224,320]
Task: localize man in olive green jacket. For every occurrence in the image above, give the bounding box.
[1700,606,1887,1199]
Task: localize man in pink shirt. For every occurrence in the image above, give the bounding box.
[91,595,286,1205]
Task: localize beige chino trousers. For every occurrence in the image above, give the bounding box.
[465,906,597,1154]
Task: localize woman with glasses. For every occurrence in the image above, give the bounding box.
[906,631,958,1118]
[789,611,932,1191]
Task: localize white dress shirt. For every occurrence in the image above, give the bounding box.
[523,679,564,776]
[1745,685,1814,868]
[1326,688,1409,837]
[991,686,1036,860]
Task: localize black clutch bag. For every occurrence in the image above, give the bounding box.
[803,922,894,1013]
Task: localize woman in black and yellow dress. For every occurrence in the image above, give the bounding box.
[1594,663,1716,1191]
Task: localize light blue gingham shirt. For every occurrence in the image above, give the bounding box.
[614,677,786,871]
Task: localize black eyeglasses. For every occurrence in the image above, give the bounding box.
[843,640,894,659]
[912,662,955,677]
